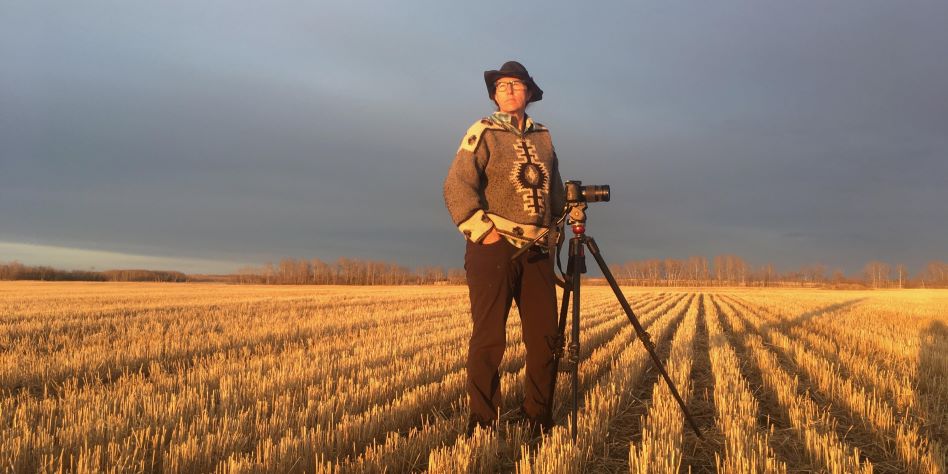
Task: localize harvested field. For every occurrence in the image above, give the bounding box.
[1,282,946,472]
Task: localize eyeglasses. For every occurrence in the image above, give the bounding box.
[495,80,527,93]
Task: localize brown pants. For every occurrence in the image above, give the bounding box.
[464,238,558,424]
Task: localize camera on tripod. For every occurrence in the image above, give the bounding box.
[522,179,703,441]
[564,180,610,203]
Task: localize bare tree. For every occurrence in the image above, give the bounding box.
[801,263,827,286]
[863,261,891,288]
[686,256,709,285]
[713,255,725,285]
[760,263,776,287]
[920,260,948,288]
[664,258,684,285]
[644,259,663,286]
[831,267,846,287]
[895,263,907,289]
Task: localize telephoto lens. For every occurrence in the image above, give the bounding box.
[564,181,610,203]
[582,185,610,202]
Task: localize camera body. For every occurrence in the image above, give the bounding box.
[564,180,610,203]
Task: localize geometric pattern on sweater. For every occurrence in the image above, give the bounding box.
[509,138,548,216]
[443,112,565,246]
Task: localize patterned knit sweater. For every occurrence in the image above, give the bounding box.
[443,112,565,246]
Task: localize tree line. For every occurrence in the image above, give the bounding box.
[609,255,948,288]
[0,261,187,282]
[0,259,463,285]
[233,258,465,285]
[3,257,947,288]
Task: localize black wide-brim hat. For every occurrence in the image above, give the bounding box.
[484,60,543,103]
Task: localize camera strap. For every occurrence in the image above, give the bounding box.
[549,222,569,288]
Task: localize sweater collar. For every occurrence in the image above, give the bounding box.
[489,111,535,134]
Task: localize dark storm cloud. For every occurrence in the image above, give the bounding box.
[2,1,946,274]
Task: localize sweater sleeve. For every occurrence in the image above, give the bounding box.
[443,121,495,243]
[549,149,566,221]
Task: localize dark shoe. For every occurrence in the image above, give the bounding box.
[517,406,553,437]
[465,415,494,436]
[525,416,553,437]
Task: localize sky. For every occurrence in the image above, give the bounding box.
[2,1,946,276]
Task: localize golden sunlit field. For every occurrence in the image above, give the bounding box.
[1,282,946,473]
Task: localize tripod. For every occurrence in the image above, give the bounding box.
[512,201,703,441]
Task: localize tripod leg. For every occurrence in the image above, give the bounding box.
[557,284,571,345]
[583,236,705,440]
[544,266,571,426]
[568,239,584,441]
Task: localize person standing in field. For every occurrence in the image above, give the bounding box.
[443,61,565,436]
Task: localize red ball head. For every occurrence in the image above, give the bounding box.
[572,224,585,235]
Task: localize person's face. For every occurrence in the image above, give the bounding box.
[493,76,531,115]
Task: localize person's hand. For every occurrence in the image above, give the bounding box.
[481,228,502,244]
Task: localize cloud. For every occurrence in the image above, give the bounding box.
[1,0,946,275]
[0,241,244,274]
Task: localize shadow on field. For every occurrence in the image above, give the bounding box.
[730,296,866,336]
[781,298,866,329]
[919,319,948,439]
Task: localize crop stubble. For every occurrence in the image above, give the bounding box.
[0,282,945,473]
